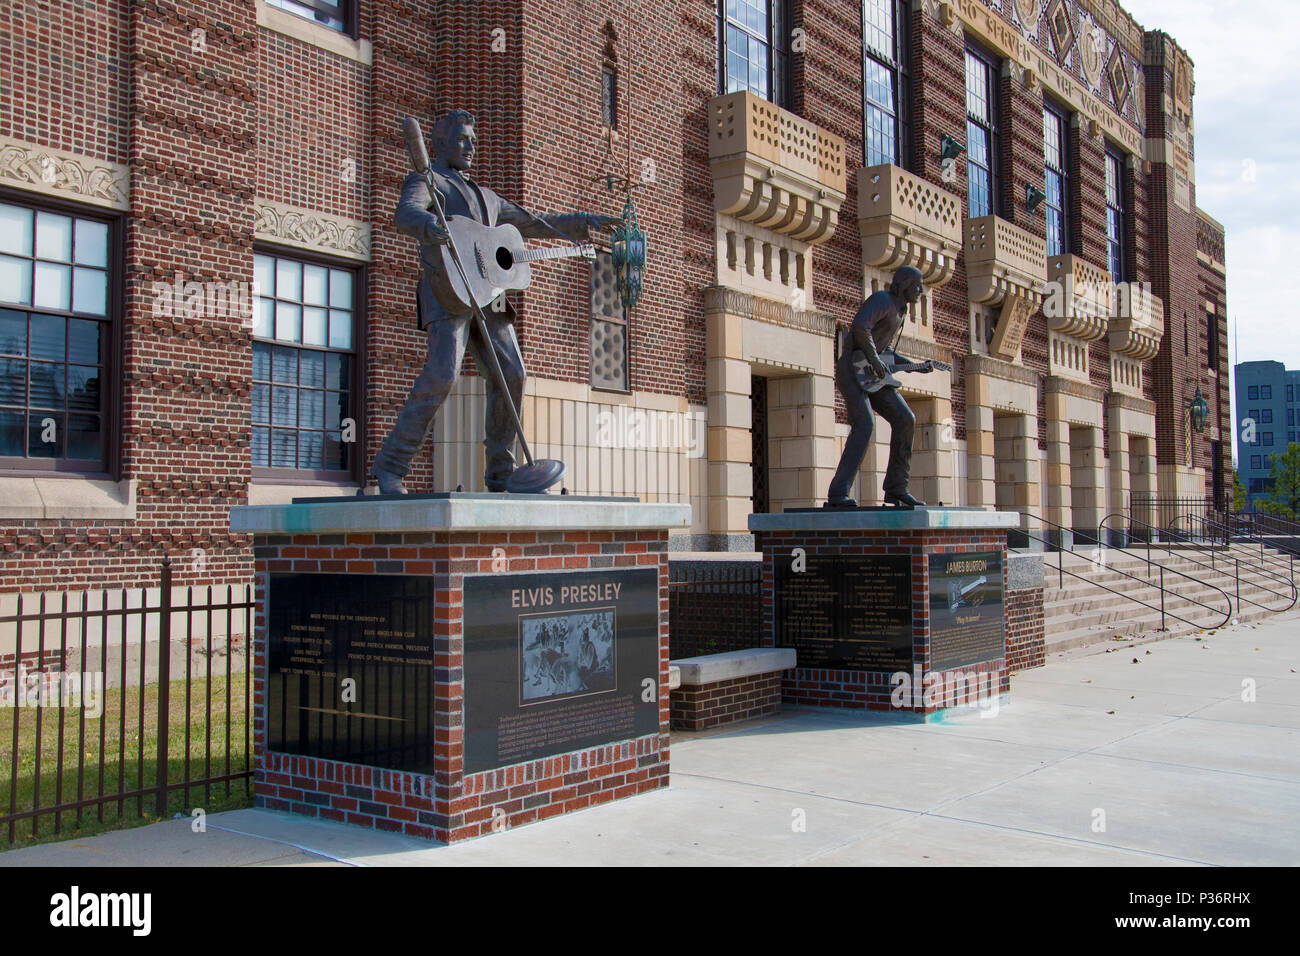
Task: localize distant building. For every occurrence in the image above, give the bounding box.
[1235,361,1300,507]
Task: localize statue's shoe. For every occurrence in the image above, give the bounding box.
[372,468,408,495]
[825,496,858,508]
[884,492,926,508]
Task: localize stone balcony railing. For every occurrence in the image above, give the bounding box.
[708,91,846,245]
[857,163,963,287]
[964,215,1048,308]
[1108,283,1164,361]
[1044,254,1112,341]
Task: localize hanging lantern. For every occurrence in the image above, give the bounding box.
[1189,386,1209,434]
[611,196,647,311]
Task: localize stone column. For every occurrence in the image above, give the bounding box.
[912,397,955,507]
[1043,394,1072,548]
[965,400,997,509]
[705,305,753,548]
[1108,428,1132,546]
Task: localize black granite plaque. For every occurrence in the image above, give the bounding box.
[463,567,660,774]
[773,553,912,670]
[928,551,1005,671]
[267,574,437,772]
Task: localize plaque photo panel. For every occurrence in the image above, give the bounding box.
[928,551,1005,671]
[463,567,660,775]
[267,573,437,773]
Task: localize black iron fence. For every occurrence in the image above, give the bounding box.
[1,558,254,847]
[667,561,763,659]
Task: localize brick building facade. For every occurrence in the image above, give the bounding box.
[1,0,1228,603]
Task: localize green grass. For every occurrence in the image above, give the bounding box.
[0,673,252,851]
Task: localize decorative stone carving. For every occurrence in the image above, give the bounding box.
[708,91,846,246]
[253,199,371,261]
[964,215,1047,309]
[857,164,963,288]
[1015,0,1043,34]
[0,134,129,210]
[1046,0,1075,63]
[1173,50,1193,117]
[1078,14,1104,90]
[1108,285,1164,361]
[1044,253,1112,342]
[1106,45,1130,111]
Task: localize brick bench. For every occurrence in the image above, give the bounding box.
[669,648,796,731]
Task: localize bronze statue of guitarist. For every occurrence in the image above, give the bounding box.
[371,109,620,494]
[827,265,944,508]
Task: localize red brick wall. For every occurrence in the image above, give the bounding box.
[249,526,670,842]
[1005,585,1045,671]
[670,671,782,731]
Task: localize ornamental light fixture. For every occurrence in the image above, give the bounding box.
[1190,386,1209,434]
[611,196,646,311]
[1026,185,1048,214]
[939,133,965,162]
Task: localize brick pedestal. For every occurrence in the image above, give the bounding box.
[230,493,689,843]
[749,508,1021,718]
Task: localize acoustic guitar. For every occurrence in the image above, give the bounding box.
[427,216,596,314]
[851,349,953,393]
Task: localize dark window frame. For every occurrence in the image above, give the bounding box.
[1104,145,1128,283]
[0,188,122,480]
[862,0,912,169]
[1248,385,1259,400]
[1251,455,1262,470]
[718,0,791,108]
[265,0,359,40]
[1042,97,1072,256]
[1262,384,1272,400]
[964,41,1000,219]
[250,243,365,485]
[1262,408,1273,424]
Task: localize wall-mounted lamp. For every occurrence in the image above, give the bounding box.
[1026,185,1047,214]
[1189,387,1209,434]
[611,196,647,311]
[939,134,965,162]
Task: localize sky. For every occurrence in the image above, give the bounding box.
[1117,0,1300,457]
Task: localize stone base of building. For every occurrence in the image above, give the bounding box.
[230,493,689,844]
[750,507,1021,718]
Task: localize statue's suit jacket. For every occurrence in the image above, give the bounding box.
[394,161,590,330]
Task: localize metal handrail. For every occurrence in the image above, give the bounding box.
[1100,511,1298,614]
[1175,512,1299,600]
[1020,512,1233,631]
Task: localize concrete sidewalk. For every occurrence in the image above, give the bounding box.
[3,611,1297,866]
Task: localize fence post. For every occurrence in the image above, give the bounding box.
[1159,566,1165,631]
[156,556,172,819]
[1235,559,1240,618]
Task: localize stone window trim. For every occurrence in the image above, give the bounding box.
[0,190,123,481]
[0,475,135,520]
[257,1,372,65]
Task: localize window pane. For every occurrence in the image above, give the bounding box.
[272,346,297,383]
[329,269,352,308]
[300,350,325,388]
[253,341,272,381]
[251,383,269,423]
[0,408,22,456]
[28,362,64,408]
[326,352,349,391]
[251,426,270,466]
[275,301,302,342]
[34,262,72,311]
[67,319,102,365]
[276,258,302,301]
[73,267,107,315]
[0,205,34,256]
[0,358,24,403]
[35,212,73,262]
[0,309,25,355]
[325,390,346,430]
[328,310,352,349]
[303,265,328,306]
[271,386,297,426]
[74,219,109,267]
[28,413,63,457]
[299,388,323,428]
[254,297,273,338]
[303,306,327,346]
[67,365,100,411]
[298,429,323,469]
[29,315,65,361]
[0,256,33,306]
[270,428,296,467]
[66,413,100,460]
[254,255,274,298]
[324,430,345,470]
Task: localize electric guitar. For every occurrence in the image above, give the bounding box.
[428,217,596,314]
[851,349,952,393]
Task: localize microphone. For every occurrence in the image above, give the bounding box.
[402,117,431,174]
